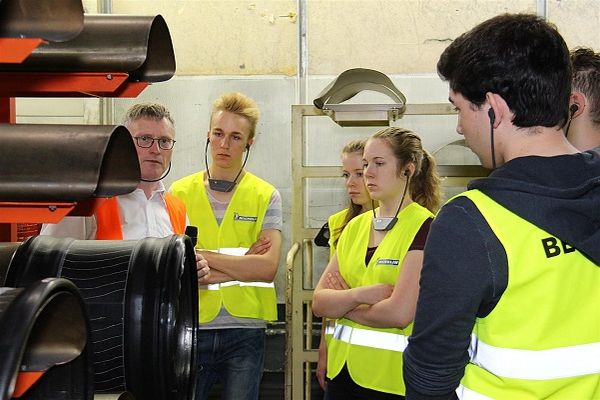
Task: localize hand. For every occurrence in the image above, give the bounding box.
[325,271,349,290]
[246,236,272,255]
[196,251,211,285]
[356,283,393,305]
[316,338,328,390]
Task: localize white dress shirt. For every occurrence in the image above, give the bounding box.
[40,182,183,240]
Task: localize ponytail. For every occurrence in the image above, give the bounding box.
[410,150,442,213]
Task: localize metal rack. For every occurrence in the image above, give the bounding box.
[0,4,181,399]
[0,11,176,241]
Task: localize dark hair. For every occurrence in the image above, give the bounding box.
[371,127,442,213]
[123,102,175,128]
[571,47,600,128]
[332,139,369,247]
[437,13,571,128]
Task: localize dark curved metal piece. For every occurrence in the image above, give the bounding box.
[6,235,198,400]
[0,14,176,82]
[0,124,140,202]
[0,0,84,42]
[0,278,92,400]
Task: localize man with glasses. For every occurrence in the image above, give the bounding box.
[41,103,196,245]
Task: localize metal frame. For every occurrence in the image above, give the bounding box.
[285,103,488,400]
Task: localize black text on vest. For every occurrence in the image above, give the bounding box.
[541,237,576,258]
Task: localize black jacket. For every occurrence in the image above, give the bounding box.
[403,151,600,399]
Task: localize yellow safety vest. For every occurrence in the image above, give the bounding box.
[328,209,348,259]
[457,190,600,400]
[170,171,278,323]
[327,202,432,395]
[323,209,349,342]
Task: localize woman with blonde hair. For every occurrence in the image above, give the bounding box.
[313,127,441,399]
[314,139,373,391]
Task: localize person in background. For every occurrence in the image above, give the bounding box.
[40,102,210,282]
[566,47,600,152]
[314,139,373,392]
[313,127,442,399]
[403,14,600,399]
[170,92,282,400]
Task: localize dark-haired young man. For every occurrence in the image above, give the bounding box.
[404,14,600,399]
[568,47,600,152]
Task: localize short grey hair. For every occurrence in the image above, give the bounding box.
[123,102,175,128]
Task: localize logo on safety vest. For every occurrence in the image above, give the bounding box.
[541,236,576,258]
[375,258,399,266]
[234,212,258,222]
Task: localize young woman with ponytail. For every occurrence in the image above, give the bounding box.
[312,127,441,399]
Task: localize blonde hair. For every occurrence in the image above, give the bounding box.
[370,127,442,213]
[211,92,260,139]
[332,139,370,247]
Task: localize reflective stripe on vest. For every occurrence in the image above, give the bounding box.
[456,385,493,400]
[469,334,600,380]
[333,323,408,353]
[324,322,335,336]
[205,281,275,290]
[201,247,276,290]
[219,247,247,256]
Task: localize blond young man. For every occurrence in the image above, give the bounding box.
[170,92,282,400]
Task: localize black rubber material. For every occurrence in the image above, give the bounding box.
[313,221,330,247]
[5,235,198,400]
[0,278,93,400]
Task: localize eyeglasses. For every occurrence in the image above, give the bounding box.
[134,136,176,150]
